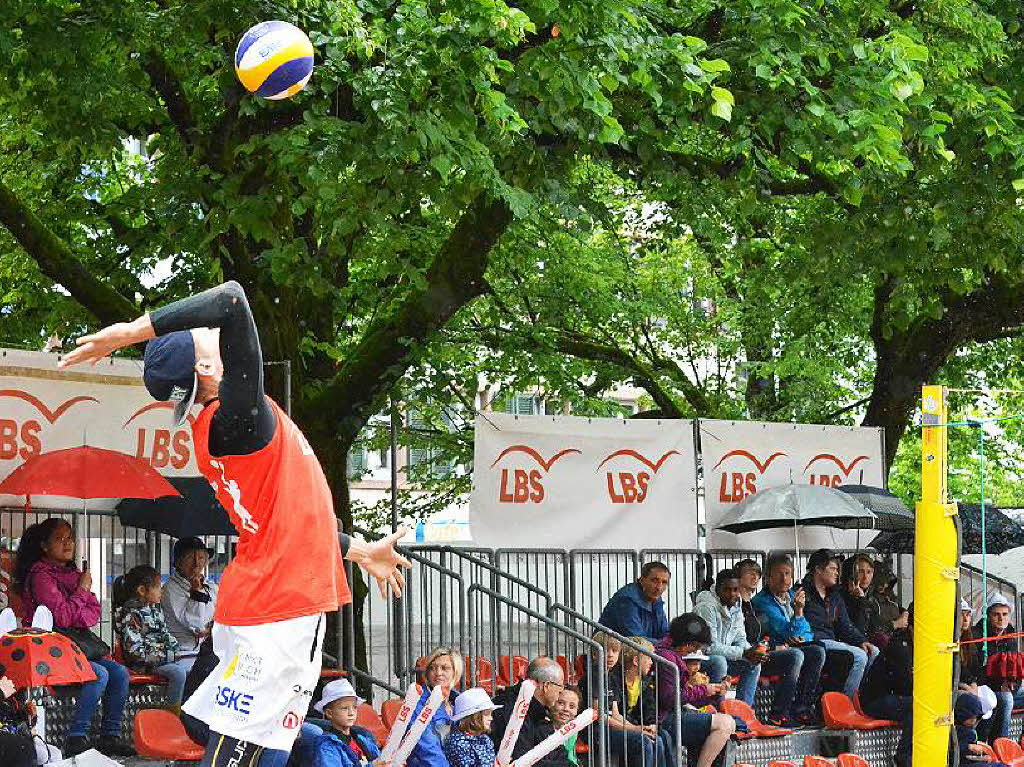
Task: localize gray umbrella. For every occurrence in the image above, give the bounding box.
[715,484,876,560]
[836,485,915,531]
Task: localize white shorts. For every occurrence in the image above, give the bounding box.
[182,613,325,751]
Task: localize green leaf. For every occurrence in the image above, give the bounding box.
[710,98,732,122]
[852,43,866,60]
[710,86,734,106]
[698,58,731,73]
[1012,179,1024,192]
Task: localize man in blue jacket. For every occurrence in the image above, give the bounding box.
[800,549,878,699]
[751,553,827,725]
[598,562,671,641]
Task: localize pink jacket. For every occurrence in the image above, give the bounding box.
[21,559,101,629]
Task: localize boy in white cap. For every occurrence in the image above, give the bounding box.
[308,679,390,767]
[442,688,500,767]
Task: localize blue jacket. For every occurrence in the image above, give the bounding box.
[442,728,495,767]
[406,686,454,767]
[310,725,381,767]
[598,583,669,641]
[751,587,813,645]
[800,574,868,645]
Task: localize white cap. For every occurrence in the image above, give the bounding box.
[961,598,972,613]
[681,652,709,662]
[977,685,997,720]
[988,593,1012,612]
[452,687,501,721]
[314,678,364,713]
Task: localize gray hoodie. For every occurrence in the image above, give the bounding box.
[693,590,751,660]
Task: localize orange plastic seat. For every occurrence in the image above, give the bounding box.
[556,655,576,684]
[721,698,794,738]
[575,655,588,683]
[469,656,495,693]
[356,703,388,747]
[498,655,528,688]
[821,692,896,730]
[133,708,205,760]
[767,762,798,767]
[381,698,405,729]
[837,755,869,767]
[113,640,168,685]
[803,758,835,767]
[995,738,1024,762]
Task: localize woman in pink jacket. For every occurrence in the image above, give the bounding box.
[13,518,133,758]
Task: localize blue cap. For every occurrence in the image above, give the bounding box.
[143,332,197,427]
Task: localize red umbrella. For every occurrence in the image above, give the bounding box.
[0,627,97,687]
[0,446,180,503]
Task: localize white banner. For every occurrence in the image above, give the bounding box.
[471,413,698,549]
[700,419,885,550]
[0,348,200,510]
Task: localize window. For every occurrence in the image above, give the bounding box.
[407,408,455,477]
[347,446,368,478]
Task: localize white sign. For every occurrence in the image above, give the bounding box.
[700,419,885,549]
[471,413,698,549]
[0,347,199,510]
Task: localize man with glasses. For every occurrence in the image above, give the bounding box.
[491,657,570,767]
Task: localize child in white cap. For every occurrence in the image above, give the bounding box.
[308,679,390,767]
[442,688,501,767]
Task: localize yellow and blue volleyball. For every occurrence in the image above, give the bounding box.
[234,21,314,100]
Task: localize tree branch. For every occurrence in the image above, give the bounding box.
[0,179,137,324]
[143,51,196,150]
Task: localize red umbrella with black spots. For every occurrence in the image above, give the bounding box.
[0,627,96,689]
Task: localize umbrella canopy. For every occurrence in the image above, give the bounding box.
[715,484,876,535]
[0,446,180,502]
[0,628,97,688]
[836,485,915,531]
[116,475,235,538]
[869,503,1024,555]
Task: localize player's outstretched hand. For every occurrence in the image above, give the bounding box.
[359,528,412,598]
[58,316,155,368]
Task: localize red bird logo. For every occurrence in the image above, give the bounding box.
[596,449,679,473]
[712,449,787,474]
[0,390,96,423]
[802,454,869,477]
[489,445,581,471]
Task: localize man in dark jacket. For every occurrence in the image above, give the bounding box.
[598,563,671,641]
[859,605,913,767]
[491,657,570,767]
[802,549,877,698]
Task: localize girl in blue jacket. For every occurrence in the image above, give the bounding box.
[308,679,387,767]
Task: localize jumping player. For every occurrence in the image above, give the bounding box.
[61,281,410,766]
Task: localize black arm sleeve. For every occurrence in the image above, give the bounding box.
[339,533,350,558]
[149,281,275,455]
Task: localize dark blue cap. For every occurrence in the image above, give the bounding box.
[143,332,197,427]
[955,693,984,723]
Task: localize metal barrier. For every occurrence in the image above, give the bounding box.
[569,549,639,621]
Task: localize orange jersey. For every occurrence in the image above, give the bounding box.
[191,398,350,625]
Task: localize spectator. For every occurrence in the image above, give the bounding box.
[161,536,218,661]
[955,693,1007,767]
[974,594,1024,741]
[693,569,766,706]
[841,554,886,640]
[551,687,582,765]
[307,679,386,767]
[599,562,671,641]
[491,657,570,767]
[579,631,621,715]
[872,565,904,637]
[407,647,462,767]
[12,519,134,758]
[734,558,764,645]
[606,638,670,767]
[750,553,827,726]
[859,603,913,767]
[801,548,877,699]
[112,565,189,705]
[959,599,985,690]
[444,688,500,767]
[653,614,736,767]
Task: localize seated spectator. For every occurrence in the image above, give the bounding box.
[840,555,880,637]
[872,564,904,639]
[860,604,913,767]
[750,552,827,726]
[444,687,500,767]
[579,631,621,714]
[407,648,462,767]
[653,614,735,767]
[606,638,670,767]
[161,536,218,661]
[694,569,766,706]
[13,518,134,758]
[734,558,764,645]
[113,565,190,706]
[955,693,1008,767]
[801,548,877,699]
[491,657,570,767]
[551,686,582,765]
[974,594,1024,741]
[959,599,985,690]
[599,562,670,641]
[307,679,387,767]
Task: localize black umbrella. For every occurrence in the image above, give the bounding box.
[868,503,1024,555]
[837,485,915,531]
[117,476,235,538]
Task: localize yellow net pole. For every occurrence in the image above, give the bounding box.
[913,385,958,764]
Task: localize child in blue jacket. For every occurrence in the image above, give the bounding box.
[309,679,388,767]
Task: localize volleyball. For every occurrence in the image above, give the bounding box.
[234,21,314,100]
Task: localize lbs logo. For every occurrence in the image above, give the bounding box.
[803,454,870,488]
[597,450,680,505]
[713,450,787,503]
[491,445,580,504]
[215,685,254,716]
